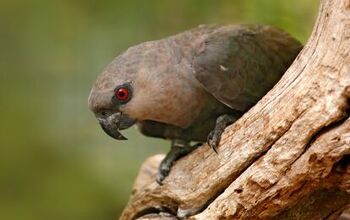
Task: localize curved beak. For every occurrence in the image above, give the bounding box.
[97,112,136,140]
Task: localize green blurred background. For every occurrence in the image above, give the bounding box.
[0,0,319,219]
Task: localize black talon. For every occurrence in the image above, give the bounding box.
[156,140,202,184]
[207,130,219,153]
[207,114,238,153]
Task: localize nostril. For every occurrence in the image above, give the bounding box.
[101,111,107,117]
[95,110,109,119]
[96,109,119,119]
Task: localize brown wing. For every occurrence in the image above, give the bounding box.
[192,25,302,111]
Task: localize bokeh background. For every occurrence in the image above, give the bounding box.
[0,0,319,219]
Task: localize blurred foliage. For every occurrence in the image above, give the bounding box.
[0,0,318,219]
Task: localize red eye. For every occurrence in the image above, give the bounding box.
[115,88,129,101]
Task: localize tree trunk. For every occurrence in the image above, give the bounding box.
[120,0,350,219]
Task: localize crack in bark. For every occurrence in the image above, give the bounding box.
[285,113,350,176]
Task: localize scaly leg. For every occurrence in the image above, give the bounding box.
[156,140,201,184]
[207,114,237,153]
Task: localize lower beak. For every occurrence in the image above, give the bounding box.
[97,112,136,140]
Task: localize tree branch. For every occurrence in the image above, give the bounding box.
[120,0,350,219]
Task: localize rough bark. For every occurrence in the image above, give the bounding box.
[120,0,350,219]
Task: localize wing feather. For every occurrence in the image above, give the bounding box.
[192,25,302,111]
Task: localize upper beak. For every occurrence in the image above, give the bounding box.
[97,112,136,140]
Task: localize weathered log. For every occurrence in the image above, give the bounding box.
[120,0,350,219]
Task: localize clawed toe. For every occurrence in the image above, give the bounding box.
[207,131,219,153]
[155,141,203,184]
[156,164,170,185]
[207,114,237,153]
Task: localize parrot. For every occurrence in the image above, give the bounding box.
[88,24,302,184]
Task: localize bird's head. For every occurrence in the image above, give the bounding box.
[88,39,187,140]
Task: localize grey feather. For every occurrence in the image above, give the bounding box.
[191,25,302,111]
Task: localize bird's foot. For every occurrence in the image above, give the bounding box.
[156,140,202,184]
[207,114,237,152]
